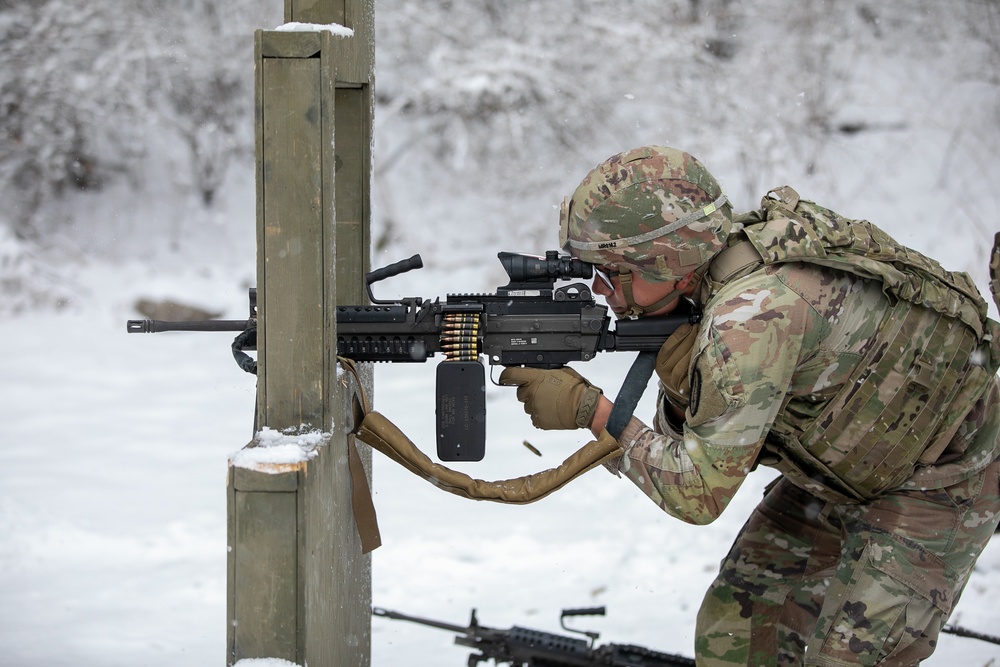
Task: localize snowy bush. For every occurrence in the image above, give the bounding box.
[0,0,271,241]
[0,224,74,312]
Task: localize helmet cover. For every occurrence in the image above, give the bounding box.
[561,146,733,282]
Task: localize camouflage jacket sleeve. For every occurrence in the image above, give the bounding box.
[613,266,832,524]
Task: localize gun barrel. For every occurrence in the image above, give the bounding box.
[371,607,471,635]
[126,319,250,334]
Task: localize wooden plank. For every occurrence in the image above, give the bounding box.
[259,31,322,59]
[253,31,266,429]
[226,470,237,665]
[321,5,373,85]
[333,85,370,301]
[287,0,347,26]
[232,489,299,662]
[232,463,301,493]
[303,43,372,667]
[300,439,344,664]
[259,55,327,431]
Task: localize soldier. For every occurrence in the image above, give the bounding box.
[499,146,1000,666]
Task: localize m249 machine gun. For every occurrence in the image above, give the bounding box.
[372,605,695,667]
[127,250,699,462]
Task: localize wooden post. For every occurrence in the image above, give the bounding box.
[226,1,374,665]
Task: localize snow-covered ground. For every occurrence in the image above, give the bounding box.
[0,251,998,666]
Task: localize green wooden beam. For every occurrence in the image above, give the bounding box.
[286,0,346,26]
[228,1,374,665]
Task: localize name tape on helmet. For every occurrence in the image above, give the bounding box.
[565,193,729,252]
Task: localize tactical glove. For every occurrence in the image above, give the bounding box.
[655,322,699,410]
[499,367,603,430]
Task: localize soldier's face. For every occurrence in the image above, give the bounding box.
[592,267,683,317]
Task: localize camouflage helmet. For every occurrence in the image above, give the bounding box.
[560,146,733,282]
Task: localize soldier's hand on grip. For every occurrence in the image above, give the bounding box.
[499,367,603,430]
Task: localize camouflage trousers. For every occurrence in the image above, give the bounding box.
[694,461,1000,667]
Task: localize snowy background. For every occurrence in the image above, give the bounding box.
[1,0,999,665]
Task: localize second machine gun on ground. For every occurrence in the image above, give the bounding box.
[372,605,695,667]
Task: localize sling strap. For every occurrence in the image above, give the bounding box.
[606,351,657,438]
[339,357,623,511]
[355,412,622,503]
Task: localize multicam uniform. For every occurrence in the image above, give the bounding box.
[556,146,1000,666]
[604,196,1000,666]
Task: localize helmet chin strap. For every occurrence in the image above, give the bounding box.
[619,267,701,318]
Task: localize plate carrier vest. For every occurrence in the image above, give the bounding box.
[708,186,1000,502]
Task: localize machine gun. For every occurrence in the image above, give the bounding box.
[373,604,1000,666]
[372,605,695,667]
[127,250,699,461]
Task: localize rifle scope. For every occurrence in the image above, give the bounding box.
[499,250,592,283]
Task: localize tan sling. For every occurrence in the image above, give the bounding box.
[338,358,623,549]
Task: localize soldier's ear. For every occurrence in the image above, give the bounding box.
[677,270,698,293]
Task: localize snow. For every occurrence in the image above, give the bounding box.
[273,21,354,37]
[2,2,1000,666]
[229,427,328,472]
